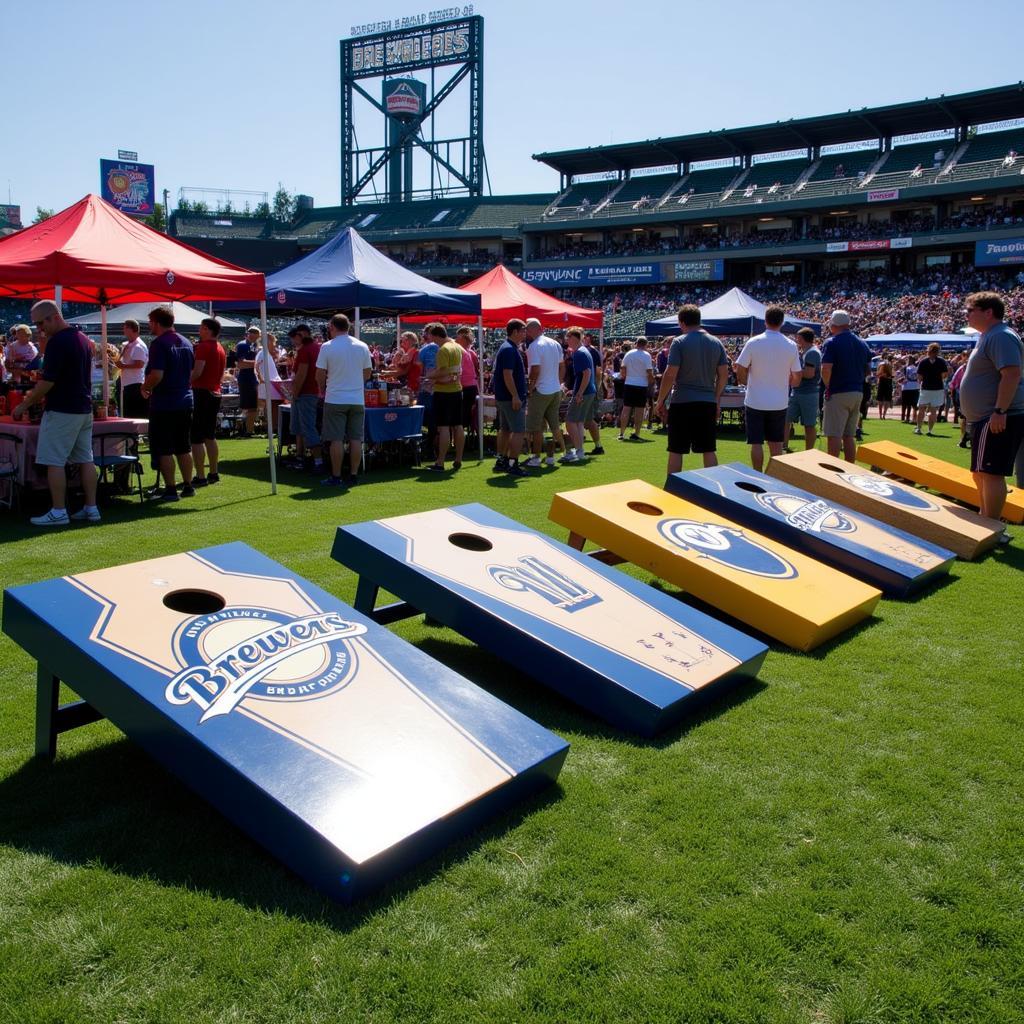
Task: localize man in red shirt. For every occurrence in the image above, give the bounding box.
[288,324,323,472]
[190,317,227,485]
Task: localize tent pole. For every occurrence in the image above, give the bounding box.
[261,300,277,494]
[54,285,62,313]
[354,306,360,338]
[477,315,484,460]
[100,304,110,413]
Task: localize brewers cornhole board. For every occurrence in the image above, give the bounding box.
[665,463,955,596]
[332,504,768,736]
[548,480,881,652]
[1,543,568,902]
[767,449,1003,560]
[857,439,1024,525]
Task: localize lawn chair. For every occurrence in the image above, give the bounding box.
[94,431,145,503]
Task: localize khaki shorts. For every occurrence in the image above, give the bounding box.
[526,390,561,434]
[322,403,365,443]
[566,393,596,424]
[36,411,94,466]
[823,391,862,438]
[919,389,945,409]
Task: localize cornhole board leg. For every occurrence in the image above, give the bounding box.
[35,665,103,761]
[566,531,627,566]
[354,577,431,625]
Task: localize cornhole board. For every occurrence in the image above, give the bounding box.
[548,480,881,652]
[1,543,568,903]
[767,449,1003,561]
[331,504,768,737]
[857,439,1024,525]
[664,463,955,597]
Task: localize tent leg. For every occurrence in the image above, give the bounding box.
[100,305,110,413]
[54,285,62,313]
[261,301,277,495]
[477,316,484,461]
[354,306,360,338]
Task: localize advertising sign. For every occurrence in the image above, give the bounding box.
[522,263,663,287]
[826,242,849,253]
[867,188,900,202]
[0,204,22,230]
[347,17,476,76]
[850,239,891,252]
[673,258,725,282]
[100,159,155,216]
[384,78,426,117]
[975,237,1024,266]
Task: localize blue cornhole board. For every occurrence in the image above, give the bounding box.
[665,464,955,597]
[2,542,568,903]
[331,503,768,736]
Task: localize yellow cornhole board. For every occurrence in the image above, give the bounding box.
[767,449,1003,560]
[857,439,1024,525]
[548,479,880,652]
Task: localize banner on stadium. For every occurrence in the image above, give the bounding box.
[975,237,1024,266]
[672,258,725,282]
[850,239,891,252]
[100,159,155,216]
[867,188,900,202]
[890,237,913,249]
[826,242,849,253]
[0,204,21,230]
[522,263,663,287]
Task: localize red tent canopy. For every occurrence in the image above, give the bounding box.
[0,194,265,304]
[405,264,604,329]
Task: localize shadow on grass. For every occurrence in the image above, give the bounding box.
[0,735,563,927]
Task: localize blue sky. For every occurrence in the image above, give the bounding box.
[4,0,1023,218]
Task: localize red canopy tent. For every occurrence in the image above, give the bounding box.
[0,195,279,488]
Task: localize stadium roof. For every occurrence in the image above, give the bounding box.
[534,83,1024,176]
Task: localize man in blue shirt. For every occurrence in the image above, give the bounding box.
[562,327,596,463]
[417,326,440,462]
[492,319,528,476]
[820,310,872,463]
[787,327,822,451]
[142,305,195,502]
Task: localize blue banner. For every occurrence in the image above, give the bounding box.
[522,263,662,288]
[975,237,1024,266]
[100,159,156,216]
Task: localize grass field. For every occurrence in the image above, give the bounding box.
[1,417,1022,1024]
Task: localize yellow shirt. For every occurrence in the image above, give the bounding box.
[434,340,463,393]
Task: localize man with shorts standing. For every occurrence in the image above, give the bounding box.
[617,337,655,441]
[914,342,949,436]
[288,324,323,474]
[316,313,372,487]
[455,325,481,440]
[116,318,149,419]
[190,317,226,486]
[655,304,730,477]
[959,291,1024,523]
[142,305,195,502]
[787,327,821,451]
[524,317,566,467]
[583,333,605,453]
[13,301,100,526]
[427,325,465,472]
[562,327,596,463]
[417,326,440,461]
[492,318,528,477]
[820,310,872,463]
[234,326,260,435]
[734,306,802,473]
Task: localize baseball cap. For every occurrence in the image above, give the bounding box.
[829,310,851,327]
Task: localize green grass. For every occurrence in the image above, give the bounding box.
[1,419,1022,1024]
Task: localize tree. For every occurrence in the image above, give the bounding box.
[33,207,55,224]
[254,201,271,220]
[272,184,296,223]
[192,200,209,215]
[144,204,166,232]
[177,198,192,214]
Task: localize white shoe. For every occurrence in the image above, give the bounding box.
[31,509,70,527]
[545,456,556,466]
[913,427,922,435]
[524,456,541,468]
[70,507,101,523]
[559,452,578,463]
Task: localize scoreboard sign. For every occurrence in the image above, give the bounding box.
[345,16,479,76]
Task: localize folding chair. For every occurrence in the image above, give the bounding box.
[0,431,24,511]
[94,431,145,503]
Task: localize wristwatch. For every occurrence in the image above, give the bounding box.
[995,407,1007,415]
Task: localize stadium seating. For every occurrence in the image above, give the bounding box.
[807,150,881,182]
[175,217,270,239]
[545,179,623,219]
[461,202,549,229]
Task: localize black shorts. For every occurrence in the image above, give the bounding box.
[149,408,193,457]
[191,389,221,443]
[668,401,717,455]
[122,382,149,419]
[901,389,919,410]
[461,386,479,429]
[433,390,463,428]
[237,371,258,410]
[745,407,786,445]
[970,413,1024,477]
[623,384,648,409]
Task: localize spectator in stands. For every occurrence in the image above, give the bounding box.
[190,317,226,486]
[426,325,464,472]
[562,328,596,463]
[116,319,149,418]
[287,325,323,474]
[13,301,99,526]
[655,304,729,476]
[787,327,821,451]
[820,310,872,463]
[524,318,566,468]
[618,337,655,441]
[959,292,1024,523]
[914,342,949,436]
[493,319,528,476]
[235,326,260,435]
[734,307,802,472]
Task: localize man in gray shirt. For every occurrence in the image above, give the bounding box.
[654,304,730,477]
[959,291,1024,521]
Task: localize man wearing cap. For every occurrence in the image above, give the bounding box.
[288,324,324,473]
[820,310,872,463]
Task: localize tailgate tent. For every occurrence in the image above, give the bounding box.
[70,301,247,339]
[645,287,818,337]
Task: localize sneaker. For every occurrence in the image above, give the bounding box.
[31,509,69,527]
[345,476,358,487]
[493,457,509,472]
[616,434,626,441]
[207,472,221,484]
[193,476,209,487]
[998,530,1012,546]
[559,452,578,463]
[524,456,541,468]
[152,488,180,502]
[958,438,969,449]
[913,427,922,435]
[70,506,101,523]
[452,461,462,471]
[591,445,605,455]
[545,456,556,467]
[506,463,527,477]
[180,483,196,498]
[426,464,446,473]
[926,430,934,437]
[855,430,863,441]
[629,433,641,441]
[321,475,344,486]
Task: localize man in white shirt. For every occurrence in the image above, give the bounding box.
[315,313,372,487]
[523,317,566,467]
[734,306,802,472]
[617,337,655,441]
[116,318,149,418]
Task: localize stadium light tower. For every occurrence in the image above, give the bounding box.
[340,14,485,204]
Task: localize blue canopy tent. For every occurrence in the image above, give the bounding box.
[645,287,819,337]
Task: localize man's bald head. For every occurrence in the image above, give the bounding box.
[525,317,542,340]
[30,300,65,337]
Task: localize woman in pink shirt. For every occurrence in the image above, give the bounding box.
[455,326,481,436]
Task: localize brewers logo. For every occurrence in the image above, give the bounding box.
[166,606,366,723]
[839,473,939,511]
[658,518,799,579]
[488,556,601,612]
[754,493,856,535]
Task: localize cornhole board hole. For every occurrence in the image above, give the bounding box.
[857,439,1024,525]
[665,463,955,597]
[1,543,568,903]
[331,504,767,737]
[548,480,881,652]
[767,449,1003,561]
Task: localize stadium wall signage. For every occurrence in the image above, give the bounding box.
[975,237,1024,266]
[867,188,900,202]
[0,204,21,230]
[826,238,912,253]
[522,258,724,288]
[347,17,475,75]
